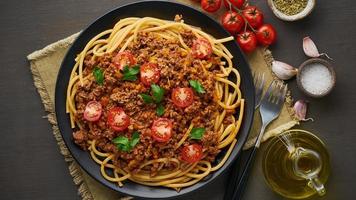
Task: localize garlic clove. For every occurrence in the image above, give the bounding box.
[272,60,298,80]
[293,100,314,121]
[303,36,333,60]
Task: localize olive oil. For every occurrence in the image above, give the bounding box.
[262,130,330,199]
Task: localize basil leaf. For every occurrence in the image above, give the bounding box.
[113,132,140,152]
[122,65,140,81]
[112,136,130,151]
[130,131,140,148]
[139,93,154,104]
[190,127,206,140]
[93,67,104,85]
[151,84,165,103]
[156,104,165,116]
[189,80,205,94]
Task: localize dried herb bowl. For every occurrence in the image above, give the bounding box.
[267,0,316,21]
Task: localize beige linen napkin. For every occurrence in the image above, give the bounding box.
[27,1,298,199]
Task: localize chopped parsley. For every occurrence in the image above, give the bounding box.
[190,127,206,140]
[156,104,165,116]
[112,131,140,152]
[139,84,166,116]
[122,65,140,81]
[189,80,205,94]
[93,67,104,85]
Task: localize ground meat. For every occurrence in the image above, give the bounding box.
[72,30,235,175]
[73,130,88,149]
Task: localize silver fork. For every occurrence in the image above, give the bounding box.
[253,72,265,109]
[229,80,287,200]
[255,80,287,147]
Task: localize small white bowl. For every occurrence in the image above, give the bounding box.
[267,0,316,21]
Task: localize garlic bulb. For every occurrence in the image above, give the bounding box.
[293,100,314,121]
[272,61,298,80]
[303,36,333,60]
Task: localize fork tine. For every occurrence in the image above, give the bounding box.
[263,80,276,102]
[267,80,283,104]
[274,81,283,104]
[258,73,265,92]
[278,83,288,104]
[260,73,266,90]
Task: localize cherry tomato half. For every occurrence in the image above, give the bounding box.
[107,107,130,131]
[201,0,222,13]
[223,0,245,11]
[242,6,264,29]
[221,11,245,34]
[192,38,213,59]
[256,24,277,46]
[112,51,136,70]
[151,118,173,142]
[83,101,102,122]
[140,62,160,86]
[236,31,257,54]
[171,87,195,108]
[181,144,203,163]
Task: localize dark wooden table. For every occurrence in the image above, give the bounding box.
[0,0,355,199]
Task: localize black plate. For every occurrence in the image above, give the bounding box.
[55,1,254,199]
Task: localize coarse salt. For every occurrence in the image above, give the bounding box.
[300,63,333,95]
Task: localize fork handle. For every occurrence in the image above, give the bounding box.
[230,146,258,200]
[228,125,266,200]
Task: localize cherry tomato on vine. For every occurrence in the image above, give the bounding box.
[242,6,264,29]
[201,0,222,13]
[221,11,245,34]
[236,31,257,53]
[256,24,277,46]
[223,0,245,11]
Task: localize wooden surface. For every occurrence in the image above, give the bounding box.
[0,0,355,199]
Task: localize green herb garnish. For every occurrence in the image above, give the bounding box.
[112,131,140,152]
[139,94,154,104]
[190,127,206,140]
[122,65,140,81]
[189,80,205,94]
[156,104,165,116]
[93,67,104,85]
[139,84,165,116]
[151,84,165,103]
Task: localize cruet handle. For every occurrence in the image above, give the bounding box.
[308,176,326,196]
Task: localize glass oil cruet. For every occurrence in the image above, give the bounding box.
[262,129,330,199]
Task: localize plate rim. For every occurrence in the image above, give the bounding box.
[55,0,255,199]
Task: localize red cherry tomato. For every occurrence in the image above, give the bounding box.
[171,87,195,108]
[256,24,277,46]
[83,101,102,122]
[223,0,245,10]
[181,144,203,163]
[242,6,264,29]
[201,0,222,13]
[221,11,245,34]
[112,51,136,70]
[236,31,258,53]
[140,62,160,86]
[151,118,173,142]
[192,38,213,59]
[107,107,130,131]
